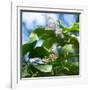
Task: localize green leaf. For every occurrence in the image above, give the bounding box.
[57,20,64,29]
[59,61,79,75]
[29,32,39,43]
[70,35,79,44]
[30,46,51,58]
[33,27,45,38]
[42,38,56,49]
[33,64,52,72]
[64,23,79,32]
[21,65,30,77]
[22,41,37,56]
[33,27,56,40]
[69,35,79,53]
[63,44,74,53]
[71,23,79,31]
[57,20,79,32]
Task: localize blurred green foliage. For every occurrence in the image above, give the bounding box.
[21,20,79,78]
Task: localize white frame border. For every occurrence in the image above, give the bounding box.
[11,1,88,88]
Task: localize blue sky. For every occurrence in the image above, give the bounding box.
[22,12,79,44]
